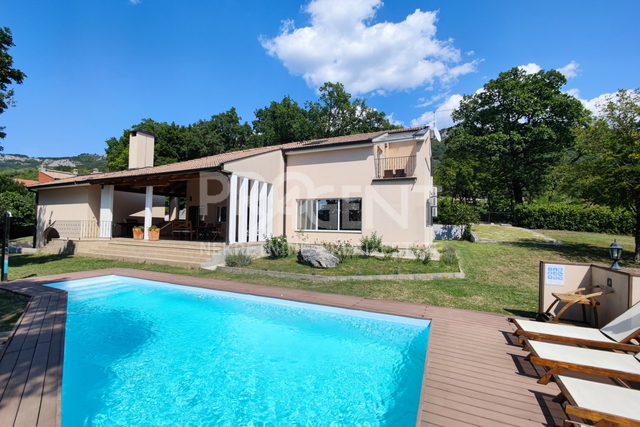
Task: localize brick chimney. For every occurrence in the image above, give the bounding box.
[128,128,155,169]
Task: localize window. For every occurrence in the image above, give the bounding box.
[217,206,227,223]
[297,198,362,231]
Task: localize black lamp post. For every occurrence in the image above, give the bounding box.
[1,211,11,282]
[608,239,623,270]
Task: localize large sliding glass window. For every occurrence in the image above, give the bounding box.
[297,198,362,231]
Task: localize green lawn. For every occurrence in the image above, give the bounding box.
[472,224,552,242]
[247,253,458,276]
[1,229,636,332]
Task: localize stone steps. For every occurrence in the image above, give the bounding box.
[44,238,226,269]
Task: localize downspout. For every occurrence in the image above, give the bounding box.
[27,187,38,249]
[282,151,288,236]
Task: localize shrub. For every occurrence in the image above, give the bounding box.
[410,244,432,265]
[440,244,458,266]
[322,239,355,262]
[225,250,252,267]
[148,225,158,230]
[359,231,382,256]
[513,203,633,235]
[264,235,290,259]
[381,245,399,260]
[435,198,480,225]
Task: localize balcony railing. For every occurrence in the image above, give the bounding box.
[374,155,416,179]
[49,220,107,239]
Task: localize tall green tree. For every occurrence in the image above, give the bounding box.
[252,96,312,147]
[306,82,397,138]
[0,175,34,235]
[0,27,27,146]
[568,89,640,260]
[447,67,587,206]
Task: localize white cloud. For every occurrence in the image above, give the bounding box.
[386,113,405,127]
[566,88,634,115]
[466,50,475,56]
[261,0,477,95]
[557,61,580,79]
[416,92,449,108]
[410,93,463,128]
[518,63,542,74]
[130,0,141,4]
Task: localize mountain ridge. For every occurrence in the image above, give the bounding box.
[0,153,108,173]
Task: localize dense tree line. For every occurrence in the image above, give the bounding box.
[105,82,398,171]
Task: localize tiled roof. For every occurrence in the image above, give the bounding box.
[28,126,426,189]
[40,169,76,179]
[13,179,39,186]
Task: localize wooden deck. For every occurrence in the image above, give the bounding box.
[0,269,567,426]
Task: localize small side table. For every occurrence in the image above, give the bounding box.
[545,287,613,327]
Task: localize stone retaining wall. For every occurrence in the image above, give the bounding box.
[217,266,465,282]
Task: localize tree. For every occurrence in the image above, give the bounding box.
[252,96,312,147]
[306,82,397,138]
[0,27,27,146]
[447,67,587,206]
[0,176,34,236]
[568,89,640,260]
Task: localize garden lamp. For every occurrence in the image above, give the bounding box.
[608,239,623,270]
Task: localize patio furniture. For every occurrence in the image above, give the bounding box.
[394,169,406,177]
[543,286,611,327]
[508,301,640,352]
[553,375,640,426]
[196,223,219,241]
[383,169,394,178]
[524,339,640,385]
[171,220,195,240]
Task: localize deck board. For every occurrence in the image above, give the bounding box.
[0,268,569,426]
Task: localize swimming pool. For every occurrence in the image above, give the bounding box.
[47,275,430,426]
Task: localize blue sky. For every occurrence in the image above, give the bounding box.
[2,0,639,157]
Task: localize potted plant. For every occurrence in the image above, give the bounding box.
[148,225,160,241]
[132,225,144,240]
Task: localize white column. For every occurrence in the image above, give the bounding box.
[99,185,114,238]
[248,180,259,242]
[228,174,238,244]
[144,186,153,240]
[258,182,267,240]
[266,183,274,237]
[238,177,249,243]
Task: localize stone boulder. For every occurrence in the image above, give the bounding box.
[297,247,339,268]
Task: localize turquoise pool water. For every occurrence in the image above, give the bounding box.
[47,275,430,426]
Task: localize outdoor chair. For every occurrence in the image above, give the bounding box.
[524,339,640,385]
[171,220,195,240]
[553,375,640,426]
[508,301,640,352]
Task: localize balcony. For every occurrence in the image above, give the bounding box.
[374,155,416,179]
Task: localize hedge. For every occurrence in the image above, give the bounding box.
[435,199,480,225]
[513,204,634,235]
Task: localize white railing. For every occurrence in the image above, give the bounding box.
[50,220,111,239]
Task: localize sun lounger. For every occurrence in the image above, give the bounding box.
[525,339,640,385]
[508,301,640,352]
[554,375,640,427]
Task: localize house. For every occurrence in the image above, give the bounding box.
[28,126,437,251]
